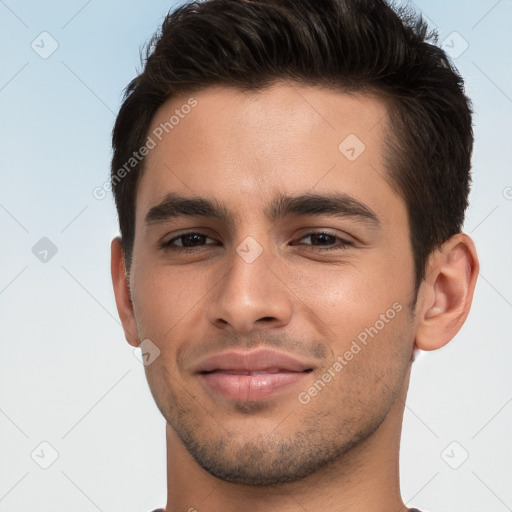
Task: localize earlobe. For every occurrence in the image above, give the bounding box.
[414,233,479,352]
[111,237,140,347]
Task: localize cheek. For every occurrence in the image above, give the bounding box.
[285,255,415,392]
[130,260,234,360]
[287,255,411,331]
[130,265,201,342]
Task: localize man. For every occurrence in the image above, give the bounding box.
[110,0,479,510]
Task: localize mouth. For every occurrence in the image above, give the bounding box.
[193,348,318,402]
[198,367,314,401]
[200,368,313,375]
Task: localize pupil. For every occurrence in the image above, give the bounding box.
[183,234,204,247]
[313,233,333,245]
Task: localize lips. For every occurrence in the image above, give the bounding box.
[194,349,315,401]
[194,349,315,373]
[208,368,296,375]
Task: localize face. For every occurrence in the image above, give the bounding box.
[127,82,418,484]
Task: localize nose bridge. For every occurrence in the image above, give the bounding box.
[206,232,293,333]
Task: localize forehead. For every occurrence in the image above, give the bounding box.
[136,82,401,226]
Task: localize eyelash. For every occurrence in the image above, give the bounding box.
[159,231,354,254]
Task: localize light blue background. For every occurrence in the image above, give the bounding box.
[1,1,511,511]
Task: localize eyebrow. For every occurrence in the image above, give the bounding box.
[144,191,380,227]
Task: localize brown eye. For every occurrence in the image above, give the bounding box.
[160,232,216,253]
[292,232,353,251]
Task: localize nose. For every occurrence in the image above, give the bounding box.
[206,238,293,334]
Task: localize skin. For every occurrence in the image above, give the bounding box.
[111,81,479,512]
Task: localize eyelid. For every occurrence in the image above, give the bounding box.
[292,231,354,251]
[159,229,356,253]
[169,233,215,245]
[294,228,356,244]
[160,227,216,243]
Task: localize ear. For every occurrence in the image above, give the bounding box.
[414,233,479,351]
[111,237,140,347]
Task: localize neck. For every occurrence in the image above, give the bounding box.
[163,367,412,512]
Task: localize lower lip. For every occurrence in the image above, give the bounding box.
[199,371,310,401]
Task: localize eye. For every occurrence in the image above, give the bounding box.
[160,232,217,253]
[291,231,354,251]
[159,230,354,255]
